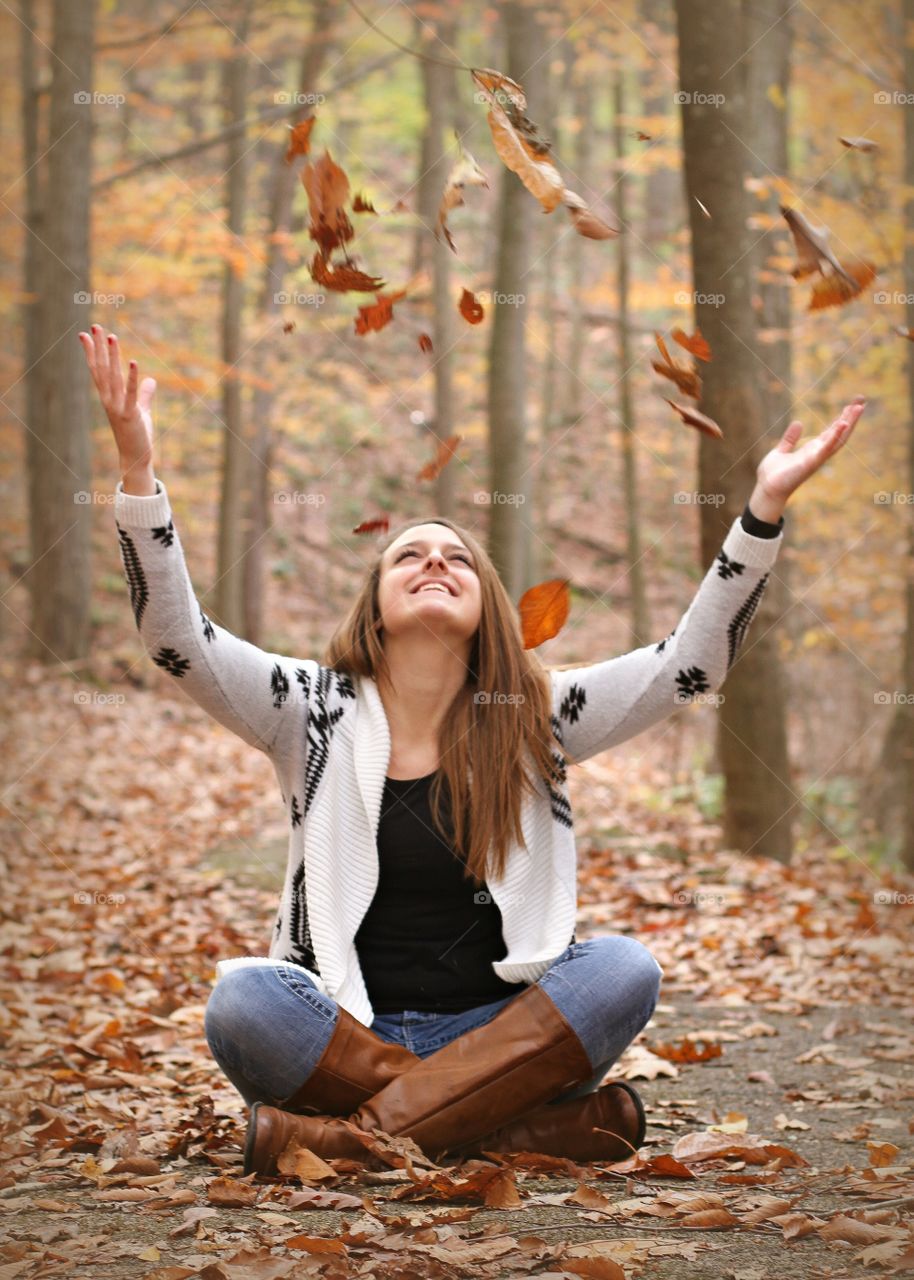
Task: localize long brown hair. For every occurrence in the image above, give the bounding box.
[322,516,582,885]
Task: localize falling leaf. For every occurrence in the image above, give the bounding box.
[780,204,876,309]
[471,66,616,240]
[301,150,353,257]
[352,192,377,213]
[418,332,433,352]
[652,333,702,398]
[839,136,879,152]
[437,142,489,252]
[664,398,724,440]
[282,321,295,334]
[459,287,484,324]
[695,196,712,218]
[635,130,653,141]
[416,434,462,482]
[671,326,712,362]
[310,252,384,293]
[353,517,390,536]
[518,579,570,649]
[354,289,407,336]
[284,117,316,164]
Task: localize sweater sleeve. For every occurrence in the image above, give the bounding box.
[550,515,783,764]
[113,478,304,755]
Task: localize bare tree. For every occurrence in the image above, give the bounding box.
[675,0,796,861]
[25,0,94,663]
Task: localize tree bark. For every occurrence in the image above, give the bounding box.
[487,0,546,595]
[214,0,253,633]
[26,0,94,664]
[614,71,649,646]
[675,0,796,861]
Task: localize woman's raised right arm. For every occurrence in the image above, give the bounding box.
[80,324,309,755]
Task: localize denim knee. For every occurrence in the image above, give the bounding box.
[591,934,663,1009]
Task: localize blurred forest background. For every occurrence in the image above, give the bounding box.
[1,0,913,875]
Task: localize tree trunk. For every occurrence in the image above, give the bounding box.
[243,0,340,645]
[641,0,683,247]
[614,72,649,646]
[487,0,546,595]
[418,10,459,522]
[26,0,94,664]
[675,0,796,861]
[215,1,253,634]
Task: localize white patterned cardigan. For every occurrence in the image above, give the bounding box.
[114,479,784,1026]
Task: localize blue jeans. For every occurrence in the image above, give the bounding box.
[204,935,662,1109]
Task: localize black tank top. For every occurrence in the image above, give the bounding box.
[354,769,529,1013]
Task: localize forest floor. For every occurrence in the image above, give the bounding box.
[1,664,913,1279]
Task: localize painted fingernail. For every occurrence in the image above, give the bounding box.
[108,335,114,343]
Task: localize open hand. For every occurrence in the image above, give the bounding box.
[755,396,866,508]
[78,324,157,472]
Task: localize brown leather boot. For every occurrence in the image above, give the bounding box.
[278,1007,420,1116]
[244,983,594,1175]
[448,1079,647,1163]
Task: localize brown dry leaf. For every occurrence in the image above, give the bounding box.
[437,143,489,252]
[416,433,462,483]
[352,516,390,536]
[196,1246,298,1279]
[352,192,377,213]
[301,150,353,257]
[206,1175,259,1207]
[867,1141,901,1167]
[678,1207,740,1228]
[518,578,570,649]
[276,1142,338,1182]
[672,1131,809,1168]
[838,135,879,151]
[284,117,316,163]
[354,289,407,336]
[664,398,724,440]
[418,332,433,352]
[282,1234,347,1253]
[817,1213,904,1245]
[563,188,620,239]
[310,251,384,293]
[652,333,702,398]
[459,287,484,324]
[650,1038,722,1064]
[808,257,877,311]
[671,326,712,362]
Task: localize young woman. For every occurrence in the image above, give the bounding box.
[79,323,865,1173]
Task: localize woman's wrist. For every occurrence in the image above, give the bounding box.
[747,483,786,524]
[120,460,157,496]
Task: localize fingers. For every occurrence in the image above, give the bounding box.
[124,358,138,416]
[109,332,125,405]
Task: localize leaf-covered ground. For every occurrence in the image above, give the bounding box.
[2,664,913,1279]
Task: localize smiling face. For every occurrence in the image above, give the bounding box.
[376,522,482,645]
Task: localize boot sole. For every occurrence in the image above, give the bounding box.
[608,1080,646,1149]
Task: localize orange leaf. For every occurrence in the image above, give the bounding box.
[519,579,570,649]
[301,150,353,256]
[807,258,877,311]
[664,398,724,440]
[354,289,407,336]
[671,326,712,362]
[652,333,702,398]
[418,332,433,352]
[352,192,377,213]
[285,117,316,163]
[459,288,484,324]
[353,517,390,536]
[416,434,462,482]
[310,252,384,294]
